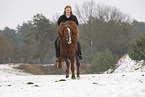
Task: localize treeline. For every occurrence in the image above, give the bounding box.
[0,14,57,64]
[0,1,144,73]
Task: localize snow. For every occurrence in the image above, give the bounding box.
[0,62,145,97]
[105,54,144,73]
[114,55,144,73]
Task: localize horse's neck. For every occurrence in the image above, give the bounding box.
[60,38,77,46]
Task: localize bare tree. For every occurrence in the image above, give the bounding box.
[74,0,132,57]
[75,0,97,24]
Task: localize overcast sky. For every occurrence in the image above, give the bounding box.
[0,0,145,30]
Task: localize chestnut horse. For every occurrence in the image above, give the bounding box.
[57,20,80,79]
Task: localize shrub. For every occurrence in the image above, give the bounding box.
[88,48,119,73]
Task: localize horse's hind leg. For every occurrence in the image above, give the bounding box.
[70,59,76,79]
[65,60,70,78]
[76,57,80,78]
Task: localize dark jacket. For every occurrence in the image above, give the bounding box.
[57,14,78,25]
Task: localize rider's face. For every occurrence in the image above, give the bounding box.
[65,8,71,16]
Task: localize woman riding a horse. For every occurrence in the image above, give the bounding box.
[55,5,83,62]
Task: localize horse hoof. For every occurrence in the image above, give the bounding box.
[71,76,76,79]
[77,76,80,78]
[66,75,69,78]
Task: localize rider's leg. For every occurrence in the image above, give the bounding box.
[57,39,60,58]
[55,37,60,58]
[77,41,83,60]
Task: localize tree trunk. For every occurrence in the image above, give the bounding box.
[20,56,23,63]
[3,57,6,64]
[9,57,11,63]
[40,43,44,64]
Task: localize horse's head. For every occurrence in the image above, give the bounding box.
[63,27,72,44]
[57,21,79,44]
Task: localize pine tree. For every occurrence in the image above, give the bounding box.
[0,34,15,63]
[129,32,145,61]
[25,13,55,64]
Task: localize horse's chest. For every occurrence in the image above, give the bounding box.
[61,44,76,56]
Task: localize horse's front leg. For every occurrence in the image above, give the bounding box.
[76,56,80,78]
[70,58,76,79]
[57,57,65,69]
[65,59,70,78]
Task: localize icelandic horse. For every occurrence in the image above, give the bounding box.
[57,20,80,79]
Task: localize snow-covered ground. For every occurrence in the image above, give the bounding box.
[0,63,145,97]
[105,54,145,74]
